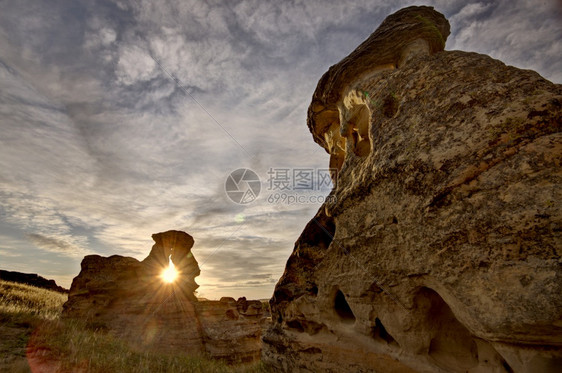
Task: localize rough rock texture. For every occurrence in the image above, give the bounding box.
[197,297,265,363]
[63,230,264,363]
[264,6,562,373]
[0,269,67,293]
[308,5,450,176]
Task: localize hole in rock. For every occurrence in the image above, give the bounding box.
[348,104,371,157]
[161,254,178,283]
[416,287,479,372]
[301,211,335,249]
[334,289,356,323]
[273,288,291,303]
[286,319,325,335]
[286,320,305,333]
[225,309,238,320]
[382,95,399,118]
[371,317,398,346]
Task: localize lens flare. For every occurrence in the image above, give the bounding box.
[161,255,178,283]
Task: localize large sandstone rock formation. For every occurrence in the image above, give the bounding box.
[264,6,561,373]
[63,230,264,363]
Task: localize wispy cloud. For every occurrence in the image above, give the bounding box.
[27,234,89,257]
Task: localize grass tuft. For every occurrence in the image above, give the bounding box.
[0,280,67,321]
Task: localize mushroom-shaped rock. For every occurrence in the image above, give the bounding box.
[308,6,450,174]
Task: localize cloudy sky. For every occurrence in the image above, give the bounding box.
[0,0,560,299]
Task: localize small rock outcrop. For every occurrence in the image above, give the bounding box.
[63,230,264,363]
[264,5,561,373]
[0,270,67,293]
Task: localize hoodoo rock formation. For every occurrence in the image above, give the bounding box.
[264,6,561,373]
[63,230,264,363]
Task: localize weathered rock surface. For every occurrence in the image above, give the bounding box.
[197,297,265,363]
[264,5,562,373]
[63,230,264,363]
[0,269,67,293]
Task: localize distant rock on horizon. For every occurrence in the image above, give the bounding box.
[264,5,562,373]
[0,269,68,293]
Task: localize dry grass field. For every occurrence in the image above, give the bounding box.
[0,280,271,372]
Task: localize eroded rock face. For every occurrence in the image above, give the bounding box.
[308,5,450,176]
[264,6,562,373]
[63,230,264,363]
[197,297,266,363]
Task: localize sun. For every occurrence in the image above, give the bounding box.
[161,256,178,283]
